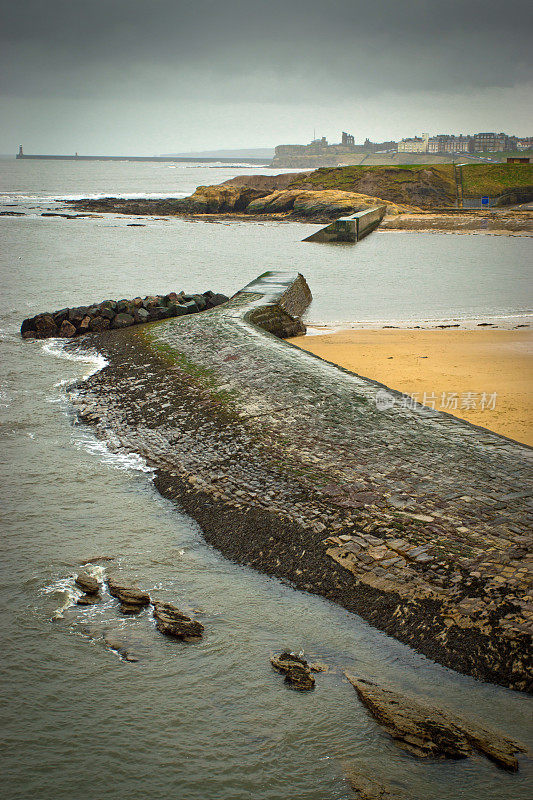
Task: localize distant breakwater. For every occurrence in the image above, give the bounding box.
[20,290,229,339]
[16,153,270,165]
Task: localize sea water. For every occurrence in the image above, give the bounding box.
[1,158,532,799]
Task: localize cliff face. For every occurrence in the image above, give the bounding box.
[185,185,267,213]
[222,172,312,191]
[181,185,414,217]
[246,189,413,217]
[291,166,457,208]
[222,165,456,208]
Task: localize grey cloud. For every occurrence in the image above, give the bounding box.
[1,0,532,98]
[0,0,531,152]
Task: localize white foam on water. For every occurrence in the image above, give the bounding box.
[42,564,108,618]
[1,192,191,202]
[42,339,108,379]
[41,338,152,473]
[73,430,154,474]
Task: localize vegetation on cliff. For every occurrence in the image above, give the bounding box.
[287,163,533,206]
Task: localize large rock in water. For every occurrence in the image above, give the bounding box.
[186,185,268,213]
[345,675,526,771]
[33,313,58,338]
[107,576,150,607]
[270,652,315,690]
[74,571,101,595]
[152,601,204,641]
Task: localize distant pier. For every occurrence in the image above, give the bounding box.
[15,148,270,165]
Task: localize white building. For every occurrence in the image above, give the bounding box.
[398,133,429,153]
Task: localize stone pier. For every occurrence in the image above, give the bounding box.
[70,271,532,692]
[303,205,386,242]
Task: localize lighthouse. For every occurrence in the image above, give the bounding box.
[17,145,24,158]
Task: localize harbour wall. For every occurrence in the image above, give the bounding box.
[16,153,270,164]
[70,271,532,691]
[303,205,386,242]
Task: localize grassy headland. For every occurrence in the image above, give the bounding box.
[285,163,533,206]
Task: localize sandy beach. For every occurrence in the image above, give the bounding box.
[288,328,533,446]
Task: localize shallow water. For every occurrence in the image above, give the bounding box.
[1,160,532,799]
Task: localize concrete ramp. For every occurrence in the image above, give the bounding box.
[303,205,386,243]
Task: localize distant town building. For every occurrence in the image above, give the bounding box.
[472,132,517,152]
[271,129,531,166]
[427,134,472,154]
[397,134,429,153]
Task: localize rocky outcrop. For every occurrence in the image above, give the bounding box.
[185,185,266,213]
[345,675,527,771]
[107,577,151,614]
[290,166,457,208]
[152,601,204,640]
[20,290,229,339]
[247,189,411,217]
[75,571,101,594]
[270,652,315,690]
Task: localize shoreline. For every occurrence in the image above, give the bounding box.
[66,197,533,235]
[288,327,533,446]
[64,273,532,693]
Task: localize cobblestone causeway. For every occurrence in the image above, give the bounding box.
[70,271,533,692]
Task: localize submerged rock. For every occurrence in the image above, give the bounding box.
[343,766,410,800]
[103,631,140,662]
[119,602,144,615]
[74,571,100,595]
[152,601,204,641]
[345,675,526,771]
[270,652,315,690]
[76,593,101,606]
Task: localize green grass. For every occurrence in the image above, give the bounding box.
[288,163,532,205]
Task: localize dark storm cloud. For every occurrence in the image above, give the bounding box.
[1,0,532,100]
[1,0,531,153]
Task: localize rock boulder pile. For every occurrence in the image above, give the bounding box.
[20,290,229,339]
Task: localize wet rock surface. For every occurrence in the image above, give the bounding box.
[152,601,204,640]
[74,571,100,594]
[67,271,532,692]
[345,675,527,771]
[107,577,150,608]
[342,767,410,800]
[270,652,315,690]
[20,289,228,339]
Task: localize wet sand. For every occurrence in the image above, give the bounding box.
[288,328,533,446]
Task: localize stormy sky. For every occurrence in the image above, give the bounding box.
[1,0,531,154]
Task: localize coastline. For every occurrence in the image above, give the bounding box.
[66,197,533,235]
[65,273,533,693]
[288,327,533,446]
